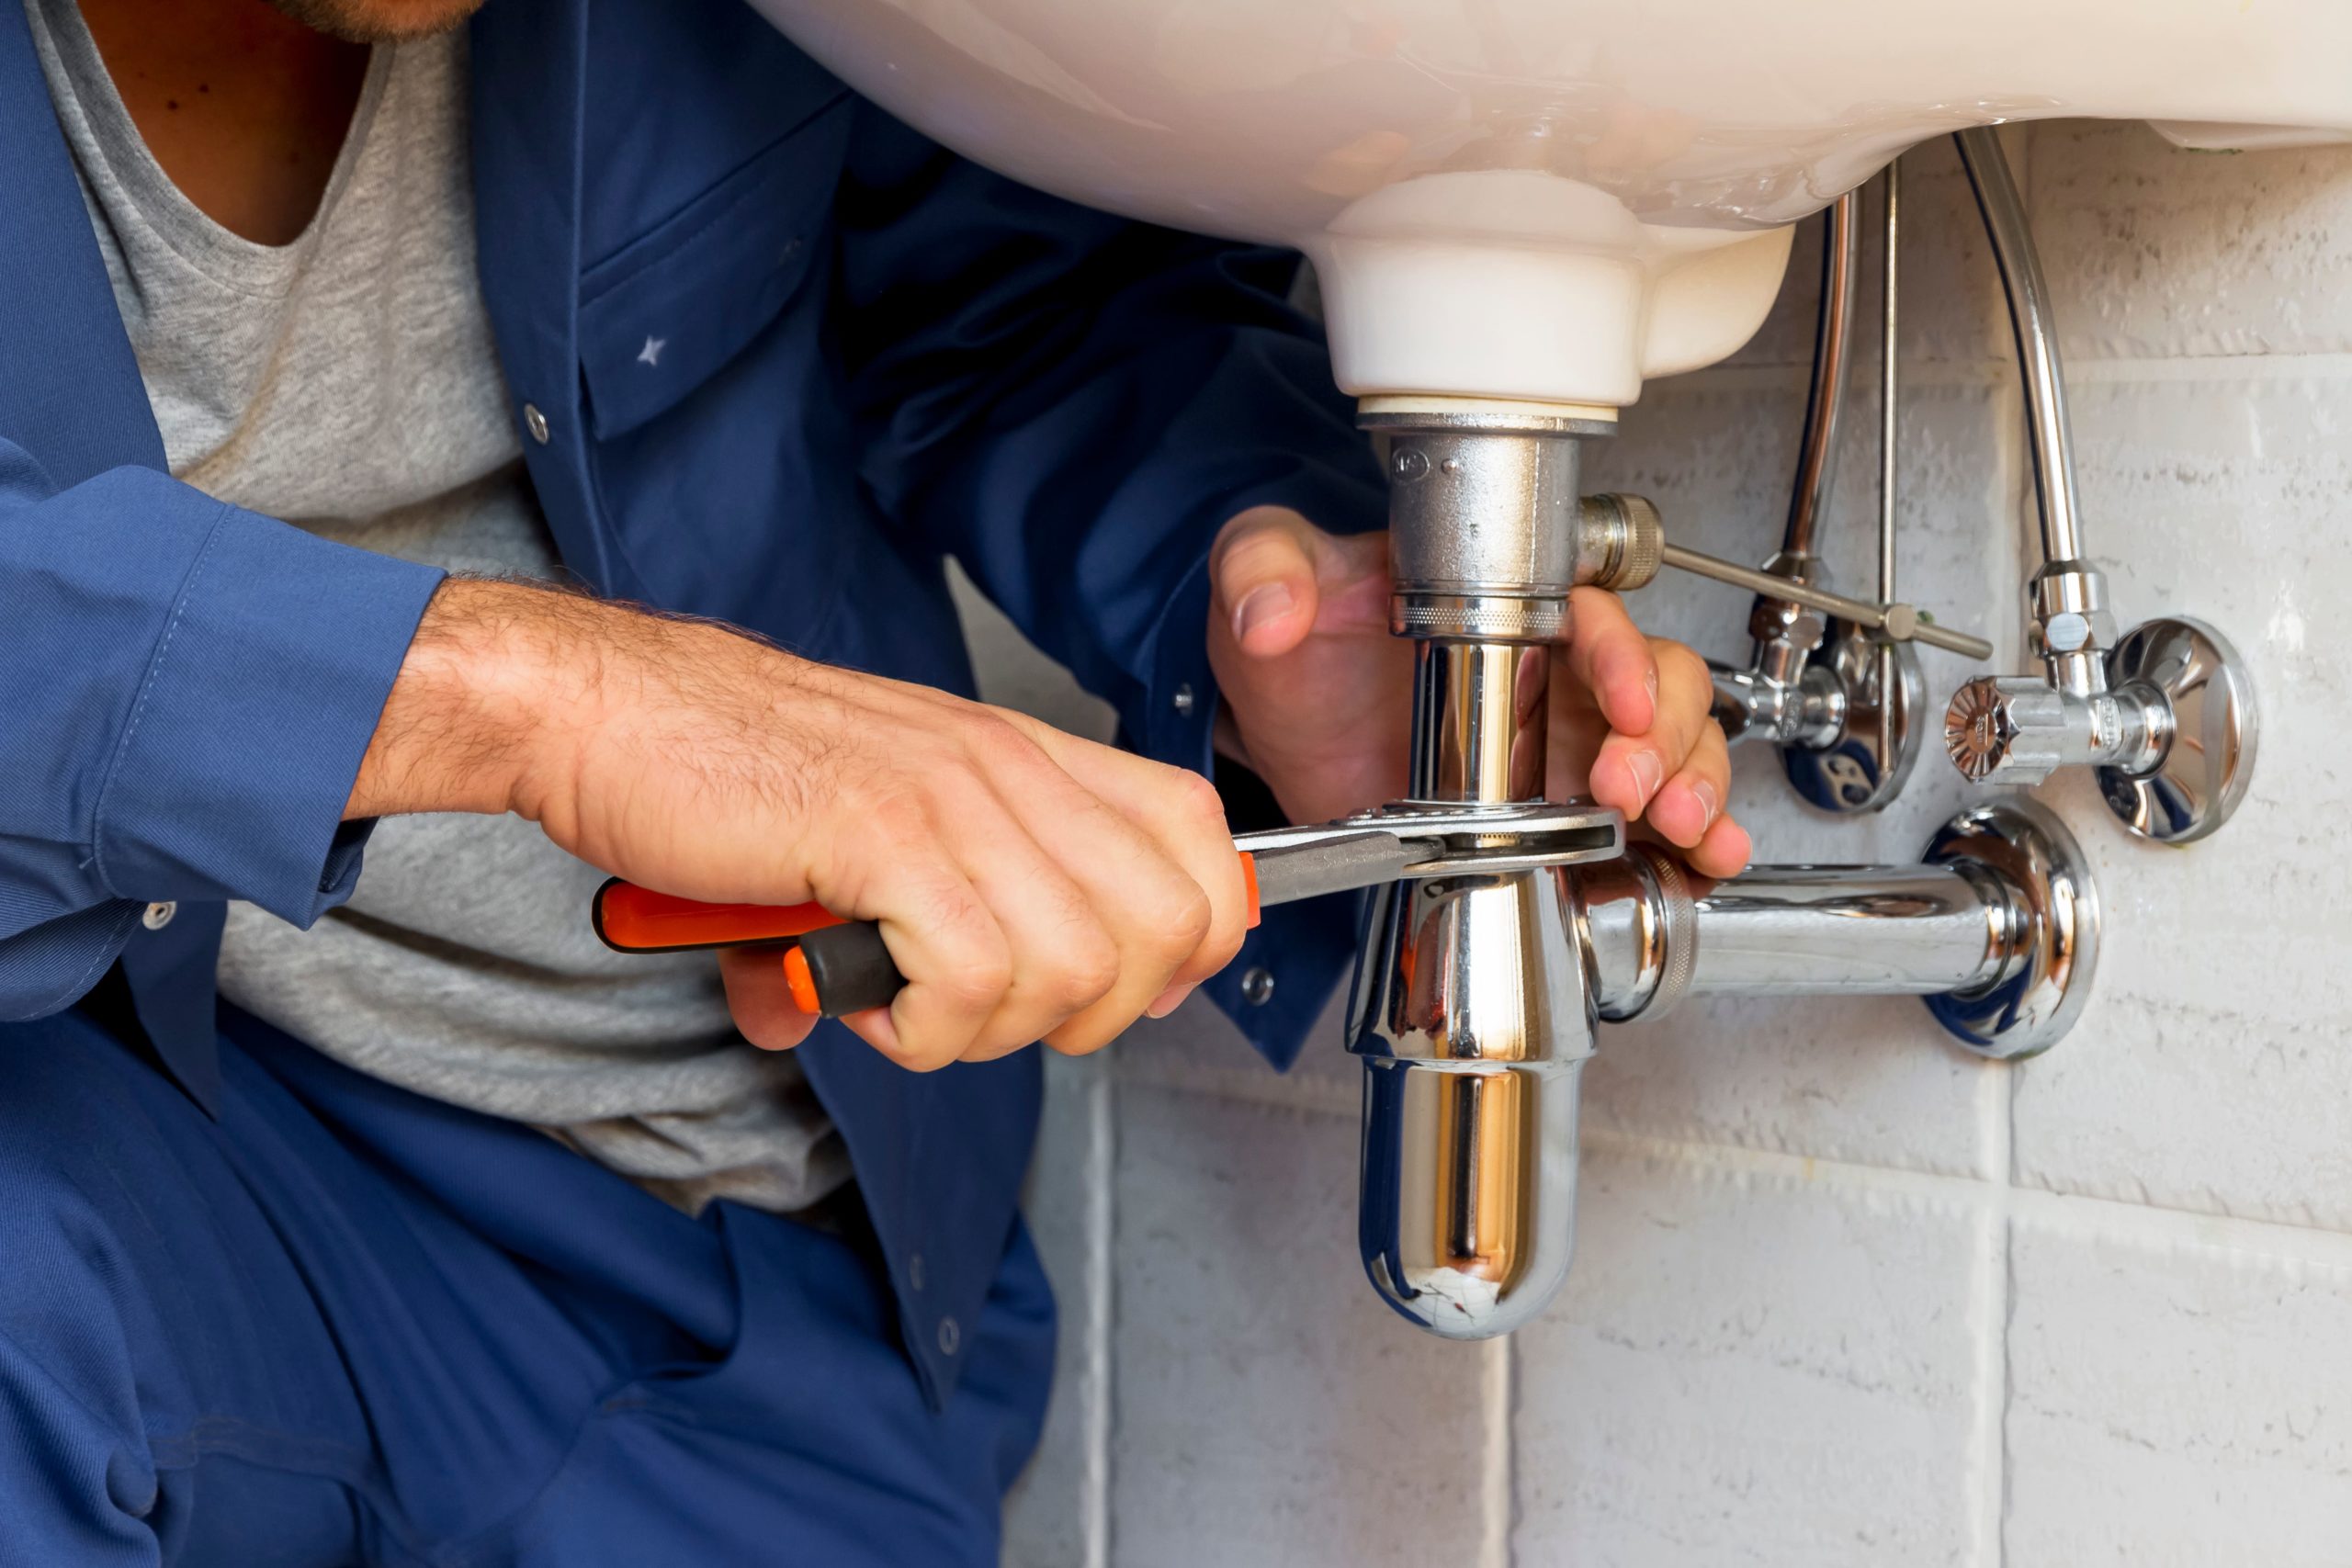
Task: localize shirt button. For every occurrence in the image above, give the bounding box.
[907,1253,926,1293]
[1240,965,1276,1007]
[522,402,550,445]
[1171,682,1195,716]
[141,901,176,932]
[936,1315,961,1357]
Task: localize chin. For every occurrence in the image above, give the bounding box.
[267,0,490,44]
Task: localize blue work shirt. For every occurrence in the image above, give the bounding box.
[0,0,1383,1406]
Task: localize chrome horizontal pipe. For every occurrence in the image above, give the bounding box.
[1577,849,2018,1021]
[1690,865,2010,996]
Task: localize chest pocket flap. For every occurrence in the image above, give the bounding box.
[578,95,852,441]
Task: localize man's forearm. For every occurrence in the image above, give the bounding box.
[345,578,588,822]
[335,570,1257,1072]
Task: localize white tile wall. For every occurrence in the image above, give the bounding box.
[2032,121,2352,361]
[1513,1146,1984,1567]
[1107,1085,1495,1567]
[979,124,2352,1568]
[2010,375,2352,1231]
[2005,1201,2352,1566]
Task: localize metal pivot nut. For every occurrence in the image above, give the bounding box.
[1574,493,1665,592]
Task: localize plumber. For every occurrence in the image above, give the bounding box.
[0,0,1747,1559]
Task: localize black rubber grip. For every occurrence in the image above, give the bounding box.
[796,921,906,1017]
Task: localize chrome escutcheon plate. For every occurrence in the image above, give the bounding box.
[2098,615,2257,845]
[1923,798,2099,1060]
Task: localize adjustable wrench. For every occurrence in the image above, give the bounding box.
[593,801,1623,1018]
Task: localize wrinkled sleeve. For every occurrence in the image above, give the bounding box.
[836,110,1386,1067]
[0,440,445,1019]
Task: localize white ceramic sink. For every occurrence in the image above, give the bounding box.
[752,0,2352,410]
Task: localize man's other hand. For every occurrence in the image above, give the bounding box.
[348,581,1250,1068]
[1206,505,1753,879]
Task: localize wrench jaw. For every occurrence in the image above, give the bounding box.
[1237,799,1625,883]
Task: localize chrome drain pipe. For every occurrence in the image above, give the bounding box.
[1576,797,2098,1059]
[1342,401,2098,1345]
[1346,405,1608,1342]
[1349,797,2098,1340]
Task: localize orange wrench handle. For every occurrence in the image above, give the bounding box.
[591,880,846,953]
[594,857,1262,956]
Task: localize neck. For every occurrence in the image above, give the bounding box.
[74,0,373,245]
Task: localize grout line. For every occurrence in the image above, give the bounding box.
[1131,1057,2352,1263]
[1654,359,2015,395]
[1966,1062,2016,1568]
[1577,1122,2352,1265]
[1994,1221,2018,1568]
[2014,1186,2352,1270]
[1577,1124,1990,1205]
[1971,303,2034,1568]
[1086,1065,1114,1568]
[1661,351,2352,398]
[1482,1336,1514,1568]
[1964,1200,2008,1568]
[2060,351,2352,384]
[1116,1054,1360,1121]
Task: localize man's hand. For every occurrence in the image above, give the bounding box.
[1206,506,1753,878]
[349,580,1250,1068]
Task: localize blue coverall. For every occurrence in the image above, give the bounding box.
[0,0,1385,1558]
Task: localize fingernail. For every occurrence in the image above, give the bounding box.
[1232,582,1295,644]
[1644,665,1660,715]
[1723,822,1754,874]
[1147,983,1196,1020]
[1628,750,1664,806]
[1690,776,1721,826]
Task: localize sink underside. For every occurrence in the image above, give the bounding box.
[754,0,2352,404]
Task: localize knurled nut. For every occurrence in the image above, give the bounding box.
[1636,846,1700,1021]
[1607,494,1664,592]
[1390,593,1570,642]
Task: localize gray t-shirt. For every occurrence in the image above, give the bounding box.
[28,0,848,1215]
